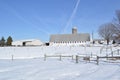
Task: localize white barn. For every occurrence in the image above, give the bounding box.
[50,27,90,46]
[12,39,43,46]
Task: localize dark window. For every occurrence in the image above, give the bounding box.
[23,42,26,46]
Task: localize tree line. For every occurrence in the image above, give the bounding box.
[0,36,13,47]
[98,10,120,45]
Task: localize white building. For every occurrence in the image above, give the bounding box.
[12,39,43,46]
[49,27,90,46]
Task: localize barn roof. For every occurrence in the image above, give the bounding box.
[50,33,90,43]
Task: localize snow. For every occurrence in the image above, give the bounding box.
[0,46,119,59]
[0,45,120,80]
[0,58,119,80]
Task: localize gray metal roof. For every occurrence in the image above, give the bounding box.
[50,33,90,43]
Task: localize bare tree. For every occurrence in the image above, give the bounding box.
[116,10,120,24]
[112,10,120,39]
[98,23,115,45]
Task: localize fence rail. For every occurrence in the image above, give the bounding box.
[75,55,91,63]
[111,49,120,56]
[96,56,120,65]
[44,54,120,65]
[44,54,74,61]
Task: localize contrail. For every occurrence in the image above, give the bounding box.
[61,0,80,33]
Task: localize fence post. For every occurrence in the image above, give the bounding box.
[72,55,73,60]
[89,56,90,62]
[97,56,99,65]
[44,54,46,61]
[91,53,92,58]
[60,55,62,61]
[118,49,119,55]
[76,55,79,63]
[12,55,14,61]
[111,51,113,57]
[106,54,108,60]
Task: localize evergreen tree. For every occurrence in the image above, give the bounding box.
[0,37,5,46]
[6,36,13,46]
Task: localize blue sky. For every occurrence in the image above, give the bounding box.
[0,0,120,42]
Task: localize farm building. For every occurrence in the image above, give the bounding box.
[93,39,106,44]
[50,27,90,46]
[12,39,43,46]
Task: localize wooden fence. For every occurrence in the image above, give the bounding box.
[44,53,96,62]
[75,55,92,63]
[44,54,120,65]
[96,56,120,65]
[111,49,120,56]
[44,54,74,61]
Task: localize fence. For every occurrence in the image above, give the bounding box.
[44,53,97,63]
[96,56,120,65]
[111,49,120,56]
[75,53,97,63]
[44,54,74,61]
[44,54,120,65]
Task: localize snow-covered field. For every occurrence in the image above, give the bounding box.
[0,46,119,59]
[0,58,120,80]
[0,46,120,80]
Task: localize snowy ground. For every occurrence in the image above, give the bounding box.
[0,45,119,59]
[0,58,120,80]
[0,46,120,80]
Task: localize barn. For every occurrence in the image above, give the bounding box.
[12,39,43,46]
[50,27,90,46]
